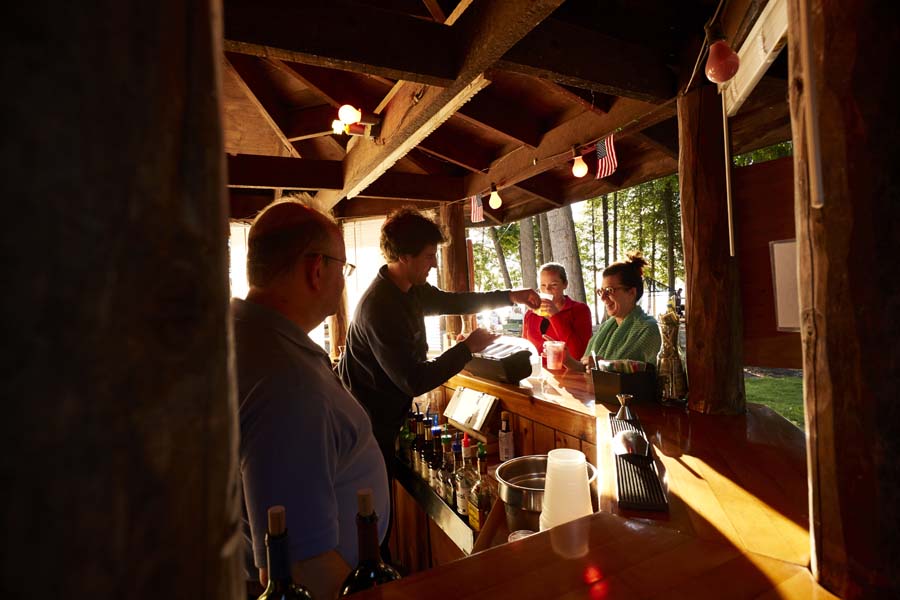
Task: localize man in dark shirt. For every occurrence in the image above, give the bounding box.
[338,208,540,461]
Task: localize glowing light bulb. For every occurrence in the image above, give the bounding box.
[705,40,740,83]
[338,104,362,125]
[331,119,345,135]
[572,155,588,178]
[489,189,502,209]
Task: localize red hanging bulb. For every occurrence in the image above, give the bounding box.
[704,22,740,84]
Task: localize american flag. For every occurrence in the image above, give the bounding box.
[596,134,618,179]
[470,193,484,223]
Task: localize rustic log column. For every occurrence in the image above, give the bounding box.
[1,2,242,597]
[328,288,349,361]
[788,0,900,595]
[440,203,472,340]
[677,84,745,414]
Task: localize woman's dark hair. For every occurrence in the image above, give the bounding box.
[603,251,649,300]
[380,208,446,261]
[539,262,568,285]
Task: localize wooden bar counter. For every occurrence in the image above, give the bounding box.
[367,369,836,598]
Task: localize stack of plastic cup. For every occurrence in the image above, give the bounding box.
[539,448,593,531]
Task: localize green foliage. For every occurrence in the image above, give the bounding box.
[468,223,521,290]
[733,141,793,167]
[575,174,684,297]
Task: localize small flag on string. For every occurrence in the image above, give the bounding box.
[596,133,618,179]
[470,193,484,223]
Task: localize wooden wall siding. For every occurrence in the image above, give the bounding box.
[391,484,431,574]
[532,422,556,455]
[428,520,465,567]
[732,156,802,369]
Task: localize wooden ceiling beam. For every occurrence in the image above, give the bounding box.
[223,0,457,86]
[313,0,566,211]
[227,154,343,189]
[455,89,545,147]
[334,197,441,220]
[512,175,565,208]
[634,118,679,159]
[496,18,677,104]
[465,97,676,198]
[229,190,276,220]
[416,127,495,173]
[284,105,340,141]
[360,172,465,202]
[224,55,300,158]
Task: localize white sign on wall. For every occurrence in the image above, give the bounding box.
[769,239,800,332]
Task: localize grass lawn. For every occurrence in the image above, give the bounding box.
[744,375,805,431]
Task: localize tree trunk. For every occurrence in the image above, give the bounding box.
[677,83,745,415]
[602,194,610,268]
[519,217,537,289]
[547,206,586,303]
[788,0,900,595]
[488,226,512,288]
[612,191,619,261]
[638,187,645,252]
[664,181,677,292]
[1,2,243,597]
[539,212,553,263]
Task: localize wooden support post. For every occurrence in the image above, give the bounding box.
[328,287,349,361]
[677,84,745,414]
[788,0,900,595]
[440,203,472,342]
[1,2,242,597]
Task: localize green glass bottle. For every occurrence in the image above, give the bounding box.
[339,489,401,596]
[257,506,314,599]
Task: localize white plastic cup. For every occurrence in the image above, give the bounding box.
[540,448,592,530]
[536,292,554,317]
[544,340,565,370]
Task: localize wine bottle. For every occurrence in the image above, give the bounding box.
[258,505,314,599]
[498,411,514,462]
[468,442,494,533]
[339,489,401,596]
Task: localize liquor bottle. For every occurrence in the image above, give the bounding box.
[498,411,514,462]
[420,420,433,481]
[339,489,401,596]
[398,408,414,464]
[468,442,494,533]
[258,505,314,599]
[412,411,424,474]
[428,419,443,492]
[438,433,456,508]
[454,433,476,518]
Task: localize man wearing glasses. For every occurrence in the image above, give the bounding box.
[231,200,387,599]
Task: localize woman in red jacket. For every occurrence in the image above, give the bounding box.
[522,262,593,361]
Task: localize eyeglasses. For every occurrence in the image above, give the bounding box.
[597,285,631,298]
[307,253,356,277]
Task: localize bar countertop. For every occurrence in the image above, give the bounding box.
[361,368,830,598]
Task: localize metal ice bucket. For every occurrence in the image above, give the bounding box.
[495,455,598,533]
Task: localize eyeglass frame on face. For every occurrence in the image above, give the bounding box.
[597,285,631,299]
[305,252,356,277]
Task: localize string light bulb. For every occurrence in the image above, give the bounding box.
[488,184,502,209]
[338,104,362,125]
[331,119,345,135]
[571,148,588,178]
[704,22,740,84]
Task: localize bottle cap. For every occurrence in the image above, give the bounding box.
[356,488,375,517]
[462,432,471,447]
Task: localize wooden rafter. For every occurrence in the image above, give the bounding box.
[224,55,300,158]
[465,97,676,198]
[283,105,340,141]
[223,0,457,86]
[227,154,343,189]
[313,0,566,210]
[496,18,677,104]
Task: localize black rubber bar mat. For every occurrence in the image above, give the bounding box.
[608,415,669,512]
